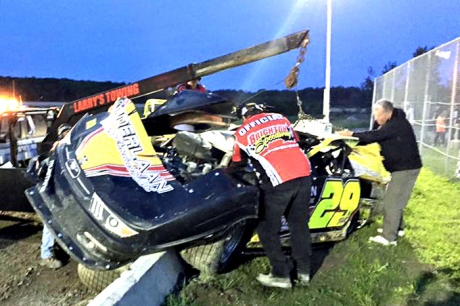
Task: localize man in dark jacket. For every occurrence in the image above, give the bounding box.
[338,99,422,246]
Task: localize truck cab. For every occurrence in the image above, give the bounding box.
[0,108,56,166]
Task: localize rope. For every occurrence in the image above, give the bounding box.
[238,79,285,105]
[420,142,460,160]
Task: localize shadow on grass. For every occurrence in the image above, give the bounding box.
[227,242,335,277]
[407,268,460,306]
[424,294,460,306]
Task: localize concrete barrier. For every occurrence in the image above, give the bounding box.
[87,250,185,306]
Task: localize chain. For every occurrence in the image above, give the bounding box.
[295,90,308,119]
[284,32,310,90]
[284,33,310,119]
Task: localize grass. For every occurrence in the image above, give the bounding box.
[331,117,370,131]
[286,114,370,131]
[405,168,460,276]
[420,145,460,179]
[165,168,460,306]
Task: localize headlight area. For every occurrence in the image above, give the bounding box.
[76,231,108,254]
[87,193,139,239]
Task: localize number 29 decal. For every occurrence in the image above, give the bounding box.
[309,179,361,229]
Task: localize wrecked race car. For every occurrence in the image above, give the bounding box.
[26,92,259,270]
[25,90,390,282]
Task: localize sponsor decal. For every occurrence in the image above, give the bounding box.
[101,98,174,194]
[237,114,283,136]
[309,179,361,229]
[73,83,140,113]
[89,193,139,238]
[247,124,295,154]
[65,159,81,179]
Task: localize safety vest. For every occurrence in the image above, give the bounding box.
[436,115,446,133]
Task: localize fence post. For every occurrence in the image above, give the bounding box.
[419,54,432,152]
[370,77,377,129]
[390,70,396,104]
[382,77,386,100]
[446,40,460,176]
[404,62,411,105]
[456,149,460,179]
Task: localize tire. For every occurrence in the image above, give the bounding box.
[180,221,252,276]
[77,263,130,292]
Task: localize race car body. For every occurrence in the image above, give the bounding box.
[26,92,258,269]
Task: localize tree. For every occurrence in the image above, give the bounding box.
[413,46,434,58]
[381,61,397,74]
[361,66,375,91]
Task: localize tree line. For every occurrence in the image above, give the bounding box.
[0,76,124,102]
[214,87,372,118]
[0,45,433,118]
[0,76,373,117]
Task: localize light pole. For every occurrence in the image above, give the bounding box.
[323,0,332,122]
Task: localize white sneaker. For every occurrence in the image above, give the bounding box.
[256,273,292,289]
[295,273,310,286]
[369,235,397,246]
[377,228,405,237]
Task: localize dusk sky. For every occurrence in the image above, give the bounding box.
[0,1,459,92]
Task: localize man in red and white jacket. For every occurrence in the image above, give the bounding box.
[232,102,312,288]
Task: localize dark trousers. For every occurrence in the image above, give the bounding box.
[434,132,446,146]
[257,176,312,278]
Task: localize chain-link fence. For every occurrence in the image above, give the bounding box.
[373,37,460,179]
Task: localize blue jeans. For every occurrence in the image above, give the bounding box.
[41,225,55,259]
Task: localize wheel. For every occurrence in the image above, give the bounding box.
[180,221,252,276]
[77,263,130,292]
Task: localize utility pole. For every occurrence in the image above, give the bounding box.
[323,0,332,122]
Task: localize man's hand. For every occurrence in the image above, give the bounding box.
[336,129,353,137]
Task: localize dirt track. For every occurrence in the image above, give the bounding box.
[0,211,96,306]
